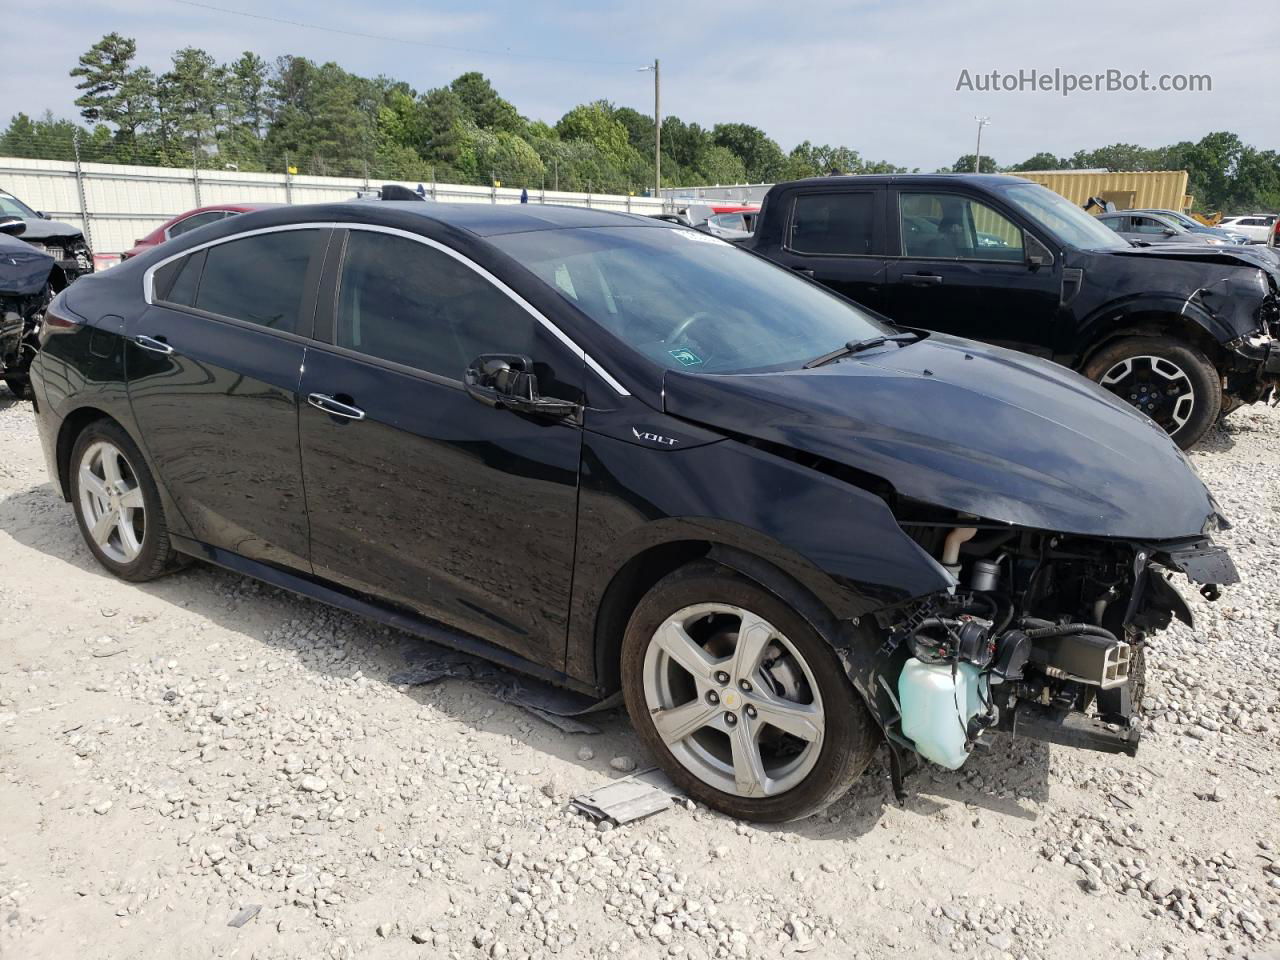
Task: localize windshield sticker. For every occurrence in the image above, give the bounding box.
[669,348,703,366]
[672,229,726,245]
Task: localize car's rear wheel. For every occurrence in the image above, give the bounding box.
[621,562,880,822]
[70,420,177,582]
[1083,336,1221,449]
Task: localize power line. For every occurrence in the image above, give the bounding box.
[169,0,642,67]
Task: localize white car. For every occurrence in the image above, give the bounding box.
[1217,214,1278,244]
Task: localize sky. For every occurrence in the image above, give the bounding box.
[1,0,1277,174]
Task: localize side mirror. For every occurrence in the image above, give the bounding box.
[1163,228,1177,237]
[465,354,577,420]
[0,216,26,236]
[1024,233,1054,268]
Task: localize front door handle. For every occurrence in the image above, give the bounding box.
[791,266,816,278]
[307,393,366,421]
[904,273,943,286]
[134,335,174,355]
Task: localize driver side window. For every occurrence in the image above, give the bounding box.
[334,230,580,399]
[899,193,1024,261]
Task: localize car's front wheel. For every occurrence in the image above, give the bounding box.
[621,562,880,822]
[70,419,177,581]
[1083,336,1221,449]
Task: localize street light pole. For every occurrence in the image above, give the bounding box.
[973,116,991,173]
[654,58,661,202]
[640,60,661,201]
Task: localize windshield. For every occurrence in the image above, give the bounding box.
[1001,183,1130,251]
[492,226,892,374]
[0,192,38,219]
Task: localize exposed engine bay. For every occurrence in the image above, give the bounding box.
[863,513,1239,798]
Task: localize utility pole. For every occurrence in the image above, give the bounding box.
[639,59,661,200]
[973,116,991,172]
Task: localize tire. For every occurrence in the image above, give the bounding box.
[620,561,880,822]
[69,419,177,582]
[1082,336,1221,450]
[4,377,31,400]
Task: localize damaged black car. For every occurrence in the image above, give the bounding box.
[1,218,59,399]
[0,188,93,397]
[30,203,1237,822]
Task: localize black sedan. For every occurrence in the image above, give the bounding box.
[30,202,1236,821]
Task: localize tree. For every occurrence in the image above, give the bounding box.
[1007,151,1065,171]
[450,72,523,134]
[951,153,999,173]
[70,33,157,143]
[162,47,220,154]
[711,123,785,182]
[698,145,747,184]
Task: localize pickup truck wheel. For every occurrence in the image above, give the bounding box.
[1083,337,1221,449]
[621,562,879,822]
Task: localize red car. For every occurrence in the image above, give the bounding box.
[121,203,278,260]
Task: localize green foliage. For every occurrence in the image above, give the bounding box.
[950,154,1000,173]
[8,32,1276,210]
[1007,152,1066,171]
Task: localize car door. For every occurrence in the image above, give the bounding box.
[883,189,1061,357]
[126,226,329,570]
[766,189,890,313]
[298,227,585,669]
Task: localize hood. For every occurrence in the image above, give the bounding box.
[14,217,86,244]
[663,334,1221,540]
[0,233,56,296]
[1109,242,1280,278]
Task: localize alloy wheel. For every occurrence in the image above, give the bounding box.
[1099,355,1196,432]
[642,602,825,798]
[77,440,146,564]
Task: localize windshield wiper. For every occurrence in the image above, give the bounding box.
[804,332,921,368]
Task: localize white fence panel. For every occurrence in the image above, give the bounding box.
[0,156,665,255]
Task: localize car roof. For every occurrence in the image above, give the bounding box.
[239,200,666,238]
[768,173,1031,191]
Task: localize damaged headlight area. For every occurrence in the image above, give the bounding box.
[863,512,1239,799]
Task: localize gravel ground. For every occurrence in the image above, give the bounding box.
[0,393,1277,960]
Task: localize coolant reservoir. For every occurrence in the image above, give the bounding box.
[898,658,989,770]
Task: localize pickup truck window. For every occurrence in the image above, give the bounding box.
[789,193,875,255]
[898,193,1023,261]
[493,225,892,374]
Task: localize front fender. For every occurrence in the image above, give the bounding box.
[565,431,953,684]
[1076,293,1236,357]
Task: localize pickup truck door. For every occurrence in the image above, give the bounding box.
[765,188,890,314]
[882,189,1061,358]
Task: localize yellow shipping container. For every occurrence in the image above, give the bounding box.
[1015,170,1191,213]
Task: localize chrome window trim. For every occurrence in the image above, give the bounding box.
[142,220,631,397]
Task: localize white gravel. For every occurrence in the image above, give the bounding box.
[0,392,1277,960]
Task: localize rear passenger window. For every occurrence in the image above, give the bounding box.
[789,193,875,255]
[194,230,321,333]
[153,250,204,306]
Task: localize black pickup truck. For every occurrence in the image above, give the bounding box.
[741,174,1280,448]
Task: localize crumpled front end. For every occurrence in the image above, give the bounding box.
[851,507,1238,798]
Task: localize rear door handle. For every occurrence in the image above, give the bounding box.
[134,335,174,355]
[307,393,366,421]
[904,273,943,286]
[791,266,816,279]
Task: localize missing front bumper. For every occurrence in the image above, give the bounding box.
[1001,702,1140,756]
